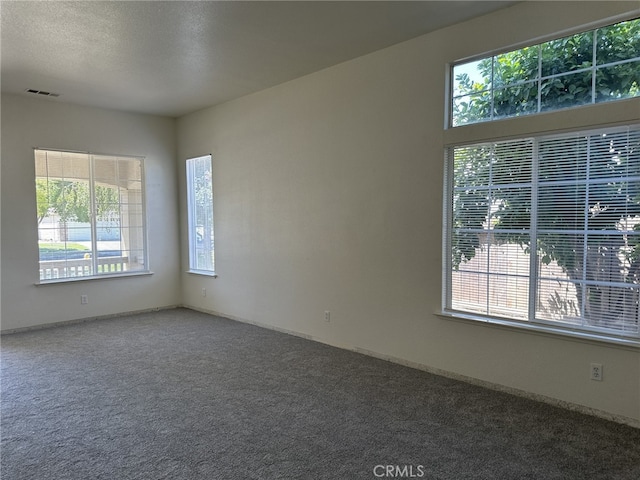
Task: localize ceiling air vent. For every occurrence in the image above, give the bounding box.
[26,89,60,97]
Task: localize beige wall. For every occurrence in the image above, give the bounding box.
[177,1,640,424]
[1,94,181,330]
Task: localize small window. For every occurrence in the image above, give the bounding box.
[35,149,147,281]
[186,155,215,274]
[451,17,640,126]
[444,124,640,342]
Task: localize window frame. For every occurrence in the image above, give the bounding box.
[185,154,216,277]
[442,124,640,347]
[34,148,149,284]
[449,16,640,128]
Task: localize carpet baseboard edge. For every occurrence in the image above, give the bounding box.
[184,305,640,430]
[0,305,181,335]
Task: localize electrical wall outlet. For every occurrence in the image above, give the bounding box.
[324,311,331,322]
[590,363,603,381]
[201,288,207,297]
[81,295,88,305]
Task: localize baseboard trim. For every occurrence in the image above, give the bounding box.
[351,346,640,430]
[5,303,638,429]
[184,304,640,430]
[184,305,316,342]
[0,305,181,335]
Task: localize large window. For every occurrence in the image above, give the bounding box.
[444,125,640,342]
[186,155,215,274]
[451,17,640,126]
[35,149,147,281]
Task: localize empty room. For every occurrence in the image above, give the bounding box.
[1,1,639,479]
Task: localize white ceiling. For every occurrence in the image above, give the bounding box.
[1,1,515,118]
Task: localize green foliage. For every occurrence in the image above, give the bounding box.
[36,179,120,224]
[38,242,89,253]
[453,18,640,125]
[36,179,90,223]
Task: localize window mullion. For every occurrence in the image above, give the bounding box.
[88,155,99,276]
[443,148,454,310]
[490,57,495,122]
[537,45,542,114]
[591,29,597,104]
[486,146,494,315]
[528,139,539,322]
[581,138,591,323]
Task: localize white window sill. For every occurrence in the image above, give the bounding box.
[436,310,640,350]
[36,270,153,285]
[187,270,218,278]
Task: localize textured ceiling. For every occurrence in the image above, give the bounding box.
[1,1,515,117]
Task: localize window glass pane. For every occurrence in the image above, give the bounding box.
[537,234,582,281]
[35,150,94,280]
[186,155,215,273]
[537,276,640,335]
[588,130,640,224]
[596,18,640,65]
[123,180,143,197]
[493,46,539,87]
[538,136,588,183]
[93,157,117,183]
[452,92,492,126]
[452,59,491,97]
[451,271,488,315]
[537,184,586,231]
[450,230,484,271]
[118,159,142,181]
[453,144,492,187]
[492,139,533,184]
[487,266,529,320]
[585,285,639,334]
[540,71,592,111]
[595,61,640,102]
[536,279,581,323]
[533,129,640,335]
[493,81,538,119]
[450,140,533,320]
[587,177,634,231]
[491,186,532,231]
[126,250,147,272]
[540,31,593,77]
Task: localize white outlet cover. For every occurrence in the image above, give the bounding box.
[590,363,603,381]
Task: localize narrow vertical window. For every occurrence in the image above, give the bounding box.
[186,155,215,274]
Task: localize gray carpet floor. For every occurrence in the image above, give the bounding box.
[2,308,639,480]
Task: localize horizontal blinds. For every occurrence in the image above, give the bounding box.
[535,128,640,334]
[451,139,533,320]
[448,125,640,338]
[36,149,146,281]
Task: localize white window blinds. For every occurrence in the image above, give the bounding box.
[35,149,147,281]
[446,125,640,340]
